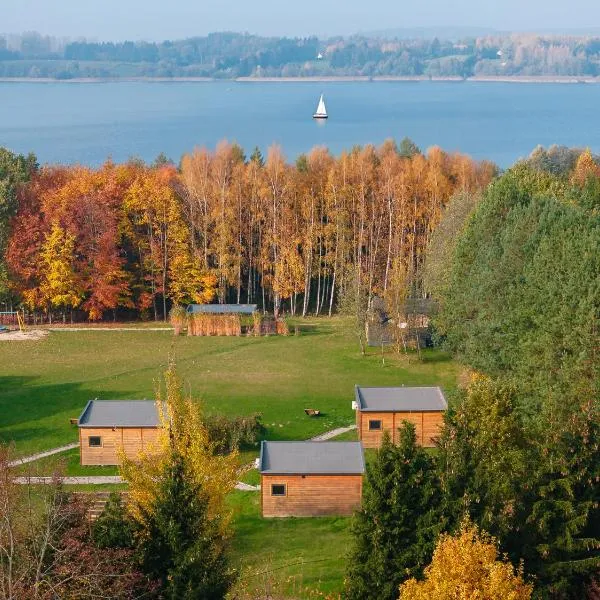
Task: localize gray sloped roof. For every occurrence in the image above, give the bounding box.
[186,304,257,314]
[78,400,160,428]
[259,441,365,475]
[355,386,447,412]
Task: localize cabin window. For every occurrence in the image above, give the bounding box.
[271,484,286,497]
[88,436,102,447]
[368,419,382,431]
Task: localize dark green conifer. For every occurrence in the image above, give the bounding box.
[139,451,233,600]
[527,403,600,599]
[249,146,264,167]
[344,424,442,600]
[398,137,421,158]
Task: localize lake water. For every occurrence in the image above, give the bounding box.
[1,81,600,167]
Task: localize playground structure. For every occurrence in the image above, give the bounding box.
[0,311,26,331]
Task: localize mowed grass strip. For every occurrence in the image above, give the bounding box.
[0,317,460,456]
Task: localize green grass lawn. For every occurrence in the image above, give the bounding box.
[0,317,460,457]
[228,490,353,597]
[15,448,120,476]
[1,318,460,598]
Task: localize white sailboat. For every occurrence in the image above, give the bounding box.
[313,93,328,119]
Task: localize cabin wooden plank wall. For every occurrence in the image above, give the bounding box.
[261,474,363,517]
[80,427,160,465]
[357,411,443,448]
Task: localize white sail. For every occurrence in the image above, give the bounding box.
[315,94,327,117]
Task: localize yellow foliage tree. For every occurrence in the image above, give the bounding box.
[31,222,82,316]
[120,365,239,536]
[168,223,217,306]
[571,148,599,186]
[399,521,533,600]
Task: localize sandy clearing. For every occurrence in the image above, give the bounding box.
[0,329,48,341]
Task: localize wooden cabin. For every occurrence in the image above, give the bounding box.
[354,386,447,448]
[259,441,365,518]
[78,400,161,466]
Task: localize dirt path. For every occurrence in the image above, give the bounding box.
[14,475,123,485]
[14,475,259,490]
[11,424,356,490]
[49,327,172,332]
[310,424,357,441]
[8,443,78,467]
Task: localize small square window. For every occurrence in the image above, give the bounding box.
[368,419,382,431]
[88,436,102,447]
[271,484,286,497]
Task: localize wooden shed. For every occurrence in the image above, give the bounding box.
[259,441,365,518]
[354,386,447,448]
[77,400,161,466]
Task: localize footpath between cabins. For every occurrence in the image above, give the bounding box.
[10,425,358,490]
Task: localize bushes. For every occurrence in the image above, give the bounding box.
[186,313,242,336]
[204,413,265,454]
[92,492,137,549]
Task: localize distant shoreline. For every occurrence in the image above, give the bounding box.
[1,75,599,84]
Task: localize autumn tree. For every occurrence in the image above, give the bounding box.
[120,366,238,598]
[46,164,132,320]
[399,521,533,600]
[571,148,600,187]
[32,222,82,321]
[122,366,237,599]
[5,141,494,318]
[0,147,37,303]
[124,165,188,319]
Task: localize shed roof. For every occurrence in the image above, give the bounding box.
[259,441,365,475]
[78,400,160,428]
[355,386,447,412]
[186,304,257,315]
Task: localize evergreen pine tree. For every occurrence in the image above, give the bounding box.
[398,137,421,158]
[526,403,600,599]
[344,424,442,600]
[249,146,264,167]
[139,450,234,600]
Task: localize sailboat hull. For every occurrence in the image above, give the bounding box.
[312,114,328,119]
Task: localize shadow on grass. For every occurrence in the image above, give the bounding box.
[419,350,453,364]
[0,375,138,452]
[290,322,338,337]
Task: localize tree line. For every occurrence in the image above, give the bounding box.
[0,141,495,321]
[4,31,600,79]
[344,150,600,599]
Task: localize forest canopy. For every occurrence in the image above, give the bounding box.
[0,141,495,321]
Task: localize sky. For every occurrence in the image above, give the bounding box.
[4,0,600,40]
